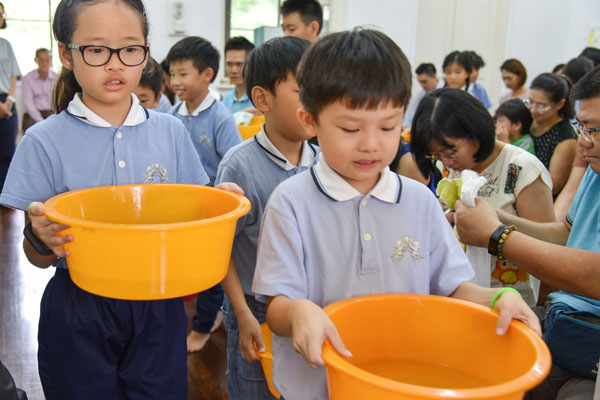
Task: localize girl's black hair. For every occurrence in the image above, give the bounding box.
[530,72,574,120]
[442,51,472,92]
[495,99,533,135]
[52,0,149,112]
[411,88,495,164]
[0,2,7,29]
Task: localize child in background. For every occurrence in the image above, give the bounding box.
[160,58,176,104]
[0,1,239,398]
[443,50,472,91]
[167,36,242,352]
[216,35,314,400]
[133,56,166,111]
[167,36,242,185]
[222,36,257,115]
[494,98,535,154]
[251,29,541,400]
[466,51,493,109]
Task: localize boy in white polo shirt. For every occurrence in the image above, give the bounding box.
[251,29,542,400]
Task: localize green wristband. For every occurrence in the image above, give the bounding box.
[490,287,522,309]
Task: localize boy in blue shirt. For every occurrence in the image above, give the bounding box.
[216,36,314,400]
[252,29,542,400]
[222,36,256,115]
[133,57,167,111]
[167,36,242,185]
[167,36,242,352]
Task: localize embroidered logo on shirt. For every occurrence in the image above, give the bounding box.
[143,163,169,183]
[391,236,423,262]
[198,136,211,147]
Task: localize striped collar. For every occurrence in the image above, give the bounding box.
[67,93,148,127]
[311,153,401,203]
[177,91,216,116]
[254,126,317,171]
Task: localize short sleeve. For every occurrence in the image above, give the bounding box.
[511,150,553,197]
[252,197,308,303]
[215,155,255,236]
[175,121,209,185]
[7,41,21,76]
[0,134,56,210]
[567,166,593,225]
[214,111,242,159]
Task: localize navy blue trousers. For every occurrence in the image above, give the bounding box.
[0,95,18,194]
[38,269,188,400]
[192,284,224,333]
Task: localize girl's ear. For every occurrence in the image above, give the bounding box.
[251,86,270,113]
[297,107,317,137]
[58,42,73,70]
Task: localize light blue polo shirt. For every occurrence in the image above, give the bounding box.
[222,87,254,114]
[0,93,209,269]
[154,93,172,113]
[215,126,318,295]
[566,166,600,252]
[169,93,241,185]
[252,153,474,400]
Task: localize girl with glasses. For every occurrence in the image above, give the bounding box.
[411,88,555,307]
[527,73,577,196]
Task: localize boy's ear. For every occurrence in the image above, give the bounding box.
[512,121,522,133]
[203,67,215,82]
[297,106,317,137]
[58,42,73,70]
[251,86,270,113]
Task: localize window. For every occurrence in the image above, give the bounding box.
[226,0,281,44]
[1,1,60,76]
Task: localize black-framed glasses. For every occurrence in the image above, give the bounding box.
[67,43,149,67]
[574,123,600,143]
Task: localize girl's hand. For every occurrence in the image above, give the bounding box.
[290,299,352,369]
[493,290,542,337]
[27,202,73,257]
[215,182,244,196]
[238,311,264,362]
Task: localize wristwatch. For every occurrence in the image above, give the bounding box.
[23,221,54,256]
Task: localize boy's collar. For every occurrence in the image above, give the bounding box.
[178,91,216,116]
[254,126,317,171]
[67,93,148,128]
[311,153,401,203]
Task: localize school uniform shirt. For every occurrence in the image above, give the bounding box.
[566,166,600,253]
[215,127,318,295]
[449,144,552,306]
[0,38,21,94]
[0,93,209,269]
[154,93,172,113]
[252,153,474,400]
[169,92,242,184]
[470,81,493,109]
[222,88,254,114]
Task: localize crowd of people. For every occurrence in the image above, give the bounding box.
[0,0,599,399]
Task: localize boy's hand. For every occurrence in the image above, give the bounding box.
[215,182,244,196]
[493,290,542,337]
[290,299,352,369]
[27,202,72,257]
[238,311,264,362]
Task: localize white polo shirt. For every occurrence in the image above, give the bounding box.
[252,153,474,400]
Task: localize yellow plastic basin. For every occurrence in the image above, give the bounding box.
[43,184,250,300]
[257,323,281,398]
[322,294,551,400]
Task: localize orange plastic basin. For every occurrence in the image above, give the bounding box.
[43,184,250,300]
[322,294,551,400]
[256,323,281,398]
[238,125,261,141]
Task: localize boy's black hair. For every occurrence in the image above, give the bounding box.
[411,88,495,163]
[416,63,436,77]
[552,63,565,74]
[495,99,533,135]
[297,29,412,120]
[530,72,574,120]
[466,51,485,69]
[160,58,170,74]
[138,57,164,97]
[280,0,323,34]
[243,36,310,105]
[225,36,255,55]
[562,56,594,86]
[167,36,220,83]
[579,47,600,67]
[570,65,600,101]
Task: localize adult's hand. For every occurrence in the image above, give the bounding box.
[454,199,501,248]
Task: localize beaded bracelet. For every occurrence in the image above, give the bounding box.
[487,224,517,261]
[490,287,522,309]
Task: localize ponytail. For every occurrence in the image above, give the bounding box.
[530,72,575,120]
[53,68,81,113]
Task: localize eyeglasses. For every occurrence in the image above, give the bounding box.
[523,98,551,113]
[67,43,149,67]
[574,123,600,143]
[425,153,457,162]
